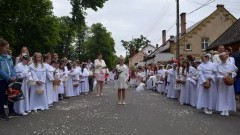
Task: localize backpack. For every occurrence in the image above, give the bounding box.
[7,78,25,102]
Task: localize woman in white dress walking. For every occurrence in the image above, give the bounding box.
[115,56,129,105]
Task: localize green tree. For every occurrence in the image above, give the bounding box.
[62,0,108,56]
[121,35,150,57]
[0,0,59,55]
[85,23,116,68]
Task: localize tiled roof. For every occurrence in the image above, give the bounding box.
[207,18,240,50]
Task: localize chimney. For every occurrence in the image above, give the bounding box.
[180,13,186,36]
[217,4,224,9]
[156,44,159,48]
[162,30,166,44]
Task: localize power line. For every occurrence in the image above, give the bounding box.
[144,0,168,37]
[187,0,216,15]
[146,1,175,39]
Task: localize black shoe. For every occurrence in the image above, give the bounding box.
[9,112,22,118]
[0,114,9,121]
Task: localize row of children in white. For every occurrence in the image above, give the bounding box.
[14,53,90,115]
[135,53,238,116]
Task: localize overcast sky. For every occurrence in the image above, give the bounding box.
[52,0,240,56]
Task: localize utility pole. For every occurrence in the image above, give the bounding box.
[176,0,180,59]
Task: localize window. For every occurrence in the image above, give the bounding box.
[201,38,209,50]
[185,43,191,51]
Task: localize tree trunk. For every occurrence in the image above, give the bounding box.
[65,32,72,57]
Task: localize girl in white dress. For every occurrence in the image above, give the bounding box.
[14,55,32,115]
[29,53,48,112]
[177,62,187,105]
[57,61,66,100]
[64,62,74,98]
[52,60,60,102]
[80,63,89,94]
[197,54,218,115]
[71,61,80,96]
[184,62,198,107]
[43,54,54,106]
[216,52,238,116]
[115,56,129,105]
[166,64,178,99]
[156,64,166,94]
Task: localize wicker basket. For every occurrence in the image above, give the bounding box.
[160,76,165,81]
[73,83,79,87]
[36,89,44,95]
[53,79,61,86]
[28,80,36,86]
[203,81,211,89]
[223,76,234,86]
[176,79,186,84]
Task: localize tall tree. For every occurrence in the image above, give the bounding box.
[85,23,116,68]
[121,35,150,57]
[62,0,108,56]
[0,0,60,55]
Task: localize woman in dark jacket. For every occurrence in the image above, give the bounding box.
[0,39,18,121]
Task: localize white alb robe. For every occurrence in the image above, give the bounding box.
[196,61,218,110]
[71,67,80,96]
[156,69,166,93]
[166,68,178,99]
[216,61,237,112]
[65,67,74,97]
[44,63,54,105]
[184,66,198,106]
[29,63,48,111]
[14,62,32,114]
[80,68,89,93]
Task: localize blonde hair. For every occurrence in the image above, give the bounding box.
[33,52,44,68]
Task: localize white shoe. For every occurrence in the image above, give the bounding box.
[122,101,126,105]
[96,94,100,97]
[21,112,28,116]
[208,111,213,115]
[118,101,122,105]
[225,111,229,116]
[204,109,208,114]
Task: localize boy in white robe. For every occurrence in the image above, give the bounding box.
[216,52,238,116]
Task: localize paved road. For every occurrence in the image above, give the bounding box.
[1,81,240,135]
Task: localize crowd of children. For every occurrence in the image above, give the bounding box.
[0,39,108,121]
[131,45,240,116]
